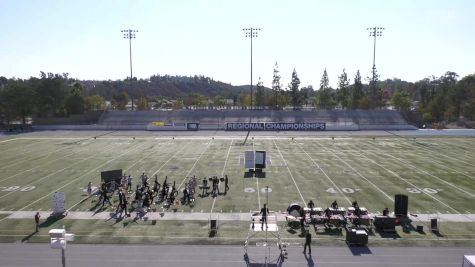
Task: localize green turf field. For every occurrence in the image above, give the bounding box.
[0,133,474,245]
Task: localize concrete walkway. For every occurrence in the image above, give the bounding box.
[1,243,474,267]
[2,210,475,222]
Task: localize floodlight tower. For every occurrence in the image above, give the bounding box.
[367,27,384,84]
[243,28,261,109]
[121,29,138,110]
[121,29,138,80]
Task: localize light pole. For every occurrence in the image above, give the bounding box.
[243,28,261,109]
[121,29,138,110]
[367,27,384,85]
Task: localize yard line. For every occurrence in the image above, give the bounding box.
[252,140,261,209]
[435,139,475,159]
[211,139,233,213]
[18,141,148,211]
[347,148,462,214]
[388,135,474,167]
[177,140,213,190]
[148,141,190,177]
[271,138,306,206]
[0,142,119,200]
[392,146,475,182]
[0,138,17,144]
[315,142,394,202]
[68,140,171,211]
[363,144,475,198]
[0,139,47,160]
[295,141,351,205]
[0,141,116,184]
[0,140,75,172]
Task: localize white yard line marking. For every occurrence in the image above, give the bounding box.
[211,139,233,213]
[149,142,190,177]
[253,140,261,209]
[0,139,47,159]
[177,141,213,190]
[394,138,474,167]
[316,142,394,202]
[18,142,148,211]
[68,141,172,211]
[0,138,17,144]
[349,149,462,214]
[66,140,174,211]
[0,141,74,172]
[0,141,106,184]
[435,139,475,159]
[390,146,475,182]
[366,145,475,198]
[271,138,306,206]
[0,142,119,200]
[295,142,351,205]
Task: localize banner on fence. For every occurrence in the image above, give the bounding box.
[225,122,325,131]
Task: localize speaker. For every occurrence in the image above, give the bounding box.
[430,218,438,232]
[394,194,408,217]
[373,216,396,232]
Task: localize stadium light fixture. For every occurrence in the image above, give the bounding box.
[367,27,385,85]
[121,29,138,110]
[243,28,261,109]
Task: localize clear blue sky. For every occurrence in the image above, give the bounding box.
[1,0,474,88]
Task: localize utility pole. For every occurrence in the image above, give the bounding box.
[121,29,138,110]
[243,28,261,109]
[367,27,384,85]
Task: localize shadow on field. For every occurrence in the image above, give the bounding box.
[21,232,37,243]
[348,246,372,256]
[243,171,266,179]
[39,214,66,228]
[376,230,401,239]
[243,172,254,178]
[319,227,343,236]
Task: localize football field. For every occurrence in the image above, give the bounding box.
[0,131,475,245]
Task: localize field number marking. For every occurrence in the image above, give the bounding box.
[326,187,360,194]
[244,187,255,193]
[0,186,36,192]
[261,187,272,193]
[406,188,442,194]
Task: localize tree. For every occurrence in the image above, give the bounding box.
[65,82,85,115]
[272,62,282,109]
[255,77,266,107]
[300,85,315,106]
[337,69,350,109]
[0,81,35,124]
[368,67,382,108]
[239,93,251,107]
[84,95,105,111]
[289,68,301,108]
[34,72,69,117]
[391,91,411,110]
[458,74,475,120]
[137,96,149,111]
[316,69,335,109]
[175,98,184,109]
[351,70,364,109]
[111,92,129,110]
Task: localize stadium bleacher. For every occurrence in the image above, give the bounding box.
[95,109,416,131]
